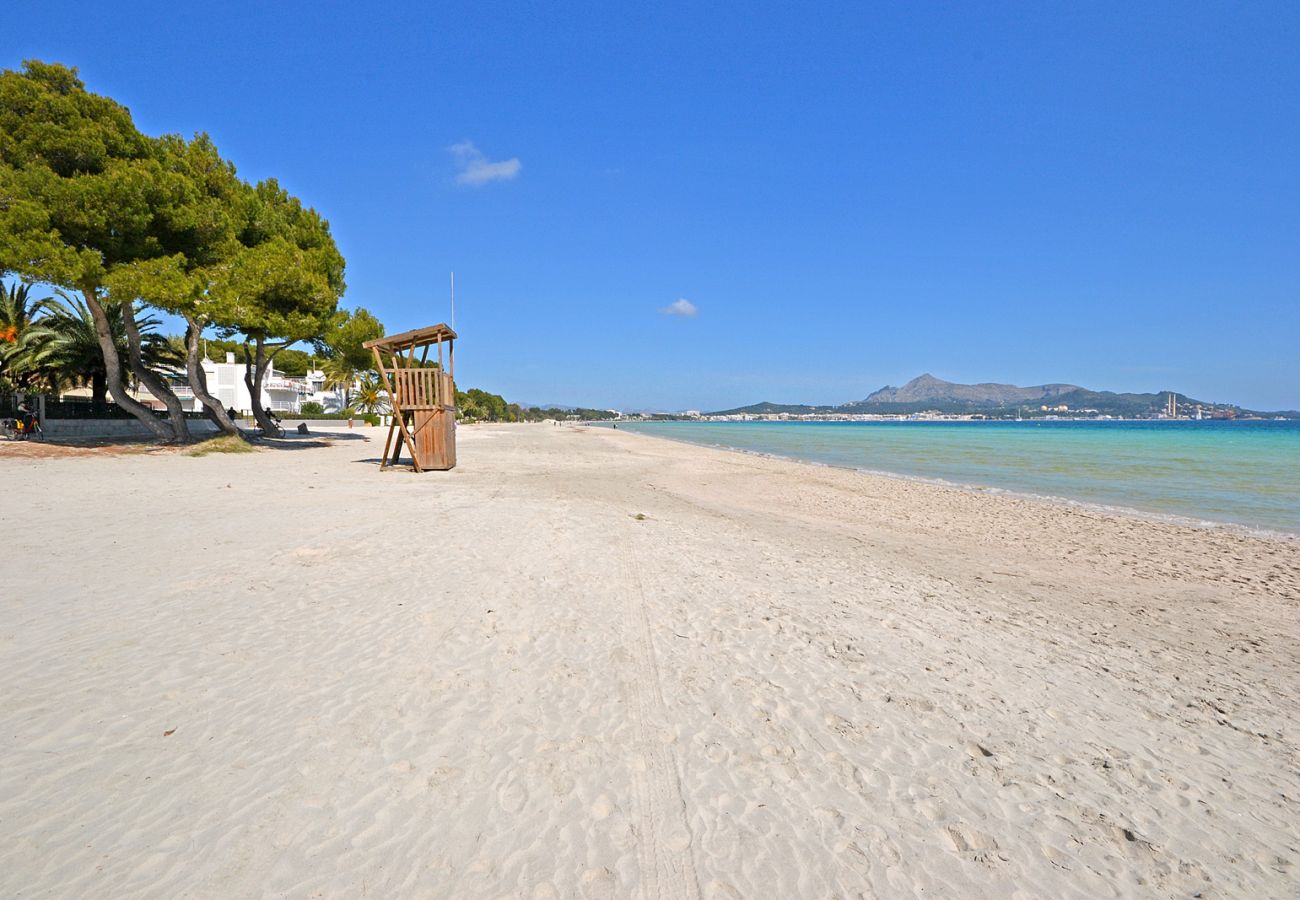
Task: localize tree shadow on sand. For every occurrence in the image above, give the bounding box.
[245,430,371,451]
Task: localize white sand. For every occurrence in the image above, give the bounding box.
[2,424,1297,898]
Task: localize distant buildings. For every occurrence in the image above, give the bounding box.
[110,352,351,415]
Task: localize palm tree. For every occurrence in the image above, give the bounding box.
[0,282,57,393]
[39,295,181,410]
[321,355,362,409]
[349,373,390,415]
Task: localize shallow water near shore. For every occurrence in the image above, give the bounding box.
[619,420,1300,534]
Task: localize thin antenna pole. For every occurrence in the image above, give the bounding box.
[450,271,456,331]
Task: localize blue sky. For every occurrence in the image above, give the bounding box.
[8,1,1299,410]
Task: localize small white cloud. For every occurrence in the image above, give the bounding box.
[659,298,698,318]
[449,140,521,186]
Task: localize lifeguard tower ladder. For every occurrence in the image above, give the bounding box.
[364,324,458,472]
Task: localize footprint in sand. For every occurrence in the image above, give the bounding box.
[913,797,945,822]
[498,776,528,813]
[662,822,693,853]
[851,764,884,794]
[705,880,743,899]
[815,805,845,833]
[703,742,730,764]
[824,712,861,738]
[833,838,874,874]
[579,867,617,900]
[944,825,1002,863]
[862,824,903,867]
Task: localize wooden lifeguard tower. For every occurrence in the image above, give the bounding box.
[364,324,458,472]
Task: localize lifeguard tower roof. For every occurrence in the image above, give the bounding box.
[363,323,457,352]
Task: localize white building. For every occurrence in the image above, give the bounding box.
[300,369,349,413]
[174,352,298,414]
[159,353,346,415]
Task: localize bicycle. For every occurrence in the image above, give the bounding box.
[1,414,43,441]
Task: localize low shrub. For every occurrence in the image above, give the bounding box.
[187,434,255,456]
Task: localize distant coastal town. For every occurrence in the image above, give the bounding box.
[611,407,1284,423]
[606,373,1299,423]
[645,409,1264,423]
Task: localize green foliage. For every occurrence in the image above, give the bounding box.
[217,236,341,344]
[271,348,315,377]
[0,60,348,443]
[520,406,618,421]
[0,62,212,292]
[456,387,512,422]
[212,179,346,347]
[321,354,356,400]
[0,282,57,390]
[100,133,245,317]
[0,62,344,366]
[349,373,389,415]
[187,431,254,452]
[285,410,356,420]
[186,434,255,456]
[0,285,178,403]
[325,307,383,372]
[300,400,324,415]
[199,337,315,375]
[316,307,384,407]
[450,386,617,423]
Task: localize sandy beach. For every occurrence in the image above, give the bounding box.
[2,423,1297,898]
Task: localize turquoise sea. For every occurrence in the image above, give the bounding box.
[617,420,1300,535]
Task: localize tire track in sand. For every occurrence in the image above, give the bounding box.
[618,525,702,900]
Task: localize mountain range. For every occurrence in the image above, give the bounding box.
[709,374,1298,418]
[860,373,1080,406]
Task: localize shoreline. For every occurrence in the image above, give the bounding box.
[608,416,1298,423]
[604,422,1300,542]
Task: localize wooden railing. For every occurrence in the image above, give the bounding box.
[387,368,454,410]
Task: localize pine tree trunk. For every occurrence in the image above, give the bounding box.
[82,287,174,442]
[120,301,191,442]
[184,315,239,436]
[243,339,282,437]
